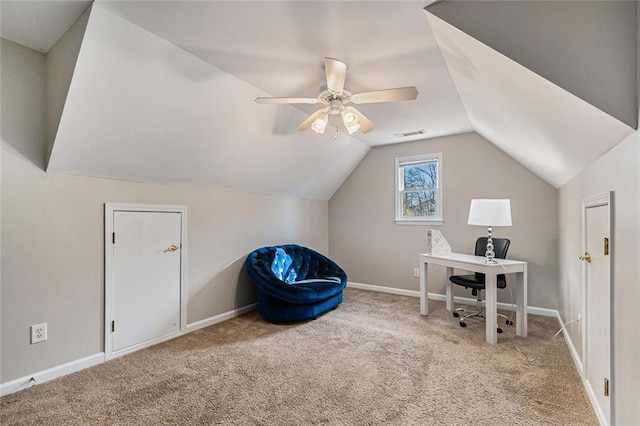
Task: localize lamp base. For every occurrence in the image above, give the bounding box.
[484,226,497,263]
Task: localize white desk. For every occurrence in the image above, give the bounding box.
[419,253,527,344]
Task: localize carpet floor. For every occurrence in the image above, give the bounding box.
[1,288,597,425]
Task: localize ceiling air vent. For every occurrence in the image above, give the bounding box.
[395,129,426,138]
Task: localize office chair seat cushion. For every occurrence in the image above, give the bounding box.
[449,274,507,290]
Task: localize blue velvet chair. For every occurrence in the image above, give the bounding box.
[245,244,348,323]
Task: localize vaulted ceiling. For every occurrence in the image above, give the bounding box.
[1,1,636,200]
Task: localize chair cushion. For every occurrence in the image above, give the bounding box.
[449,274,507,290]
[291,277,342,285]
[449,237,510,291]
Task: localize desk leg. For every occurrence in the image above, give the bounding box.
[516,266,528,337]
[445,266,453,311]
[420,261,428,315]
[485,272,498,344]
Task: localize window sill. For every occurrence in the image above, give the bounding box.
[394,219,444,226]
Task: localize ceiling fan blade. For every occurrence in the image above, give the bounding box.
[350,86,418,104]
[325,57,347,94]
[346,106,375,134]
[255,97,319,104]
[295,109,325,132]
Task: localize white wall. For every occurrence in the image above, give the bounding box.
[1,38,329,383]
[329,132,559,309]
[558,132,640,424]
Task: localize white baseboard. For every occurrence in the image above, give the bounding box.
[555,311,584,374]
[1,303,258,397]
[185,303,257,333]
[584,376,608,426]
[347,282,420,298]
[0,352,105,397]
[347,281,558,318]
[555,312,608,426]
[109,330,183,360]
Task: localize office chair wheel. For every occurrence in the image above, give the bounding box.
[453,312,460,318]
[497,327,503,333]
[506,320,514,326]
[459,321,467,328]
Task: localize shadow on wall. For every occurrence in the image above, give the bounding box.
[1,89,48,171]
[236,261,257,308]
[187,255,257,325]
[1,39,49,171]
[1,131,48,171]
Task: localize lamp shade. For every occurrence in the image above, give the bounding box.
[468,199,512,227]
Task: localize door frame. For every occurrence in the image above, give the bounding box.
[104,203,188,360]
[581,191,613,425]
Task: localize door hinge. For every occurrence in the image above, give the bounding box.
[112,232,116,244]
[604,378,609,397]
[111,320,115,333]
[604,237,609,255]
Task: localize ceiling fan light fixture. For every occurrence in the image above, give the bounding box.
[311,113,328,134]
[345,122,360,134]
[342,109,361,134]
[342,110,359,125]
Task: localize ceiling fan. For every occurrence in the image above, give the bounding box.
[255,57,418,135]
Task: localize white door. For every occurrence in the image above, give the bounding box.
[108,208,183,356]
[583,199,611,424]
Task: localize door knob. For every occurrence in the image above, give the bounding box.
[169,243,179,251]
[579,252,591,263]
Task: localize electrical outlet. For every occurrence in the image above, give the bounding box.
[413,268,420,278]
[577,314,582,334]
[31,323,47,344]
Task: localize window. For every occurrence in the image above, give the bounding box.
[395,153,442,224]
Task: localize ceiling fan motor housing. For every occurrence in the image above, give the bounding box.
[328,99,345,114]
[319,89,351,107]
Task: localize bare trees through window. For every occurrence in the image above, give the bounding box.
[395,153,442,223]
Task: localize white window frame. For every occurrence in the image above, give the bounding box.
[395,153,443,225]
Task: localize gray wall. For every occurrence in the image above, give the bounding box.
[1,39,329,383]
[558,132,640,425]
[329,132,559,309]
[46,5,89,159]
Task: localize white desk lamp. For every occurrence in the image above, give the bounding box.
[467,199,512,263]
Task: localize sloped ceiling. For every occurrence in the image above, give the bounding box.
[425,12,634,188]
[96,0,472,147]
[0,0,92,53]
[43,1,473,200]
[426,0,638,129]
[48,4,371,200]
[1,1,636,199]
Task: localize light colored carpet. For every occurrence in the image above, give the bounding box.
[1,288,596,425]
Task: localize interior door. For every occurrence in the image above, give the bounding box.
[111,210,182,353]
[584,203,611,424]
